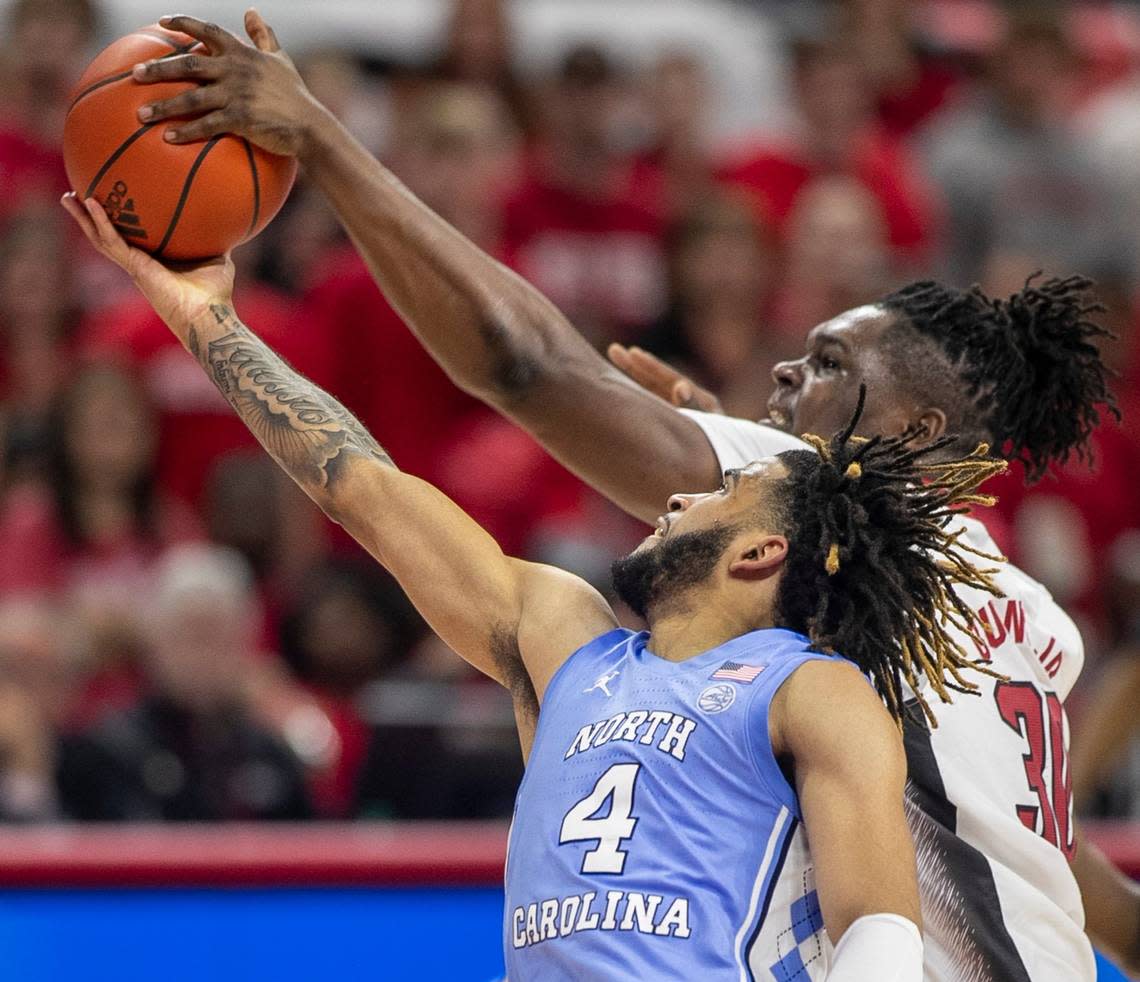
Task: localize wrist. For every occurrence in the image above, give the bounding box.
[295,101,343,166]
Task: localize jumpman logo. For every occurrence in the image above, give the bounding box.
[584,670,620,697]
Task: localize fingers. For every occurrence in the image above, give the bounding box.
[60,192,98,244]
[158,15,240,54]
[138,82,227,124]
[60,193,131,268]
[672,380,723,414]
[244,8,281,52]
[672,381,695,408]
[607,342,633,372]
[162,109,235,144]
[81,196,129,257]
[132,51,224,86]
[626,346,681,385]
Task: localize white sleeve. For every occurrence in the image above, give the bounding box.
[825,913,923,982]
[678,409,812,471]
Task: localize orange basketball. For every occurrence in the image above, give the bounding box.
[63,24,296,262]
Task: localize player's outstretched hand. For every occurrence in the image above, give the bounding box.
[61,192,234,329]
[132,9,322,157]
[606,343,724,413]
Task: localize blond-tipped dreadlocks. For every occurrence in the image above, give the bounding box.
[772,388,1008,726]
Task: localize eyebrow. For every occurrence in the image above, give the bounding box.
[812,330,849,352]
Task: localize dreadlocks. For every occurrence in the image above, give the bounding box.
[773,390,1007,726]
[880,275,1118,482]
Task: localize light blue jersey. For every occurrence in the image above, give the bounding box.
[504,627,847,981]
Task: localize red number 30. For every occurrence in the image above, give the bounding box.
[994,681,1074,860]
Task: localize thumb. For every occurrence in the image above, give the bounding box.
[245,8,281,52]
[672,381,694,407]
[607,342,633,371]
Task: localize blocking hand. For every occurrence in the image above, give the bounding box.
[132,9,324,157]
[606,343,724,414]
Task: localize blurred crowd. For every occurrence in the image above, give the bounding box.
[0,0,1138,823]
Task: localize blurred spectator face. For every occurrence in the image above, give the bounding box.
[673,195,774,311]
[546,45,623,156]
[0,598,74,724]
[61,363,156,493]
[785,176,890,295]
[649,51,708,147]
[298,584,395,690]
[793,41,872,145]
[4,0,97,101]
[0,203,73,332]
[282,563,415,695]
[443,0,512,83]
[207,453,282,579]
[146,546,256,711]
[394,84,516,236]
[992,20,1073,123]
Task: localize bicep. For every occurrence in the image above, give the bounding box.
[333,458,617,698]
[775,661,919,942]
[504,357,723,524]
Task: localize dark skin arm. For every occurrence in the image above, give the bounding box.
[130,12,720,525]
[1071,832,1140,979]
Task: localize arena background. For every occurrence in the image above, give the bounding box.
[0,0,1138,978]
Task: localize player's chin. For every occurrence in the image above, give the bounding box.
[633,532,664,555]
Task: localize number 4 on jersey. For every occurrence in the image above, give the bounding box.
[560,763,641,874]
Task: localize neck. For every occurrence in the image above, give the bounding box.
[646,594,774,663]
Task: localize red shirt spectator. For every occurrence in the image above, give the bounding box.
[80,282,320,506]
[302,251,484,483]
[717,127,936,265]
[0,129,65,224]
[502,162,668,344]
[718,36,939,267]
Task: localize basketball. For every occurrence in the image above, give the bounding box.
[62,24,296,262]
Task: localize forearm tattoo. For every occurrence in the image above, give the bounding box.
[191,304,393,494]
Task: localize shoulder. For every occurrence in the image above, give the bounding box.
[770,659,903,773]
[514,561,621,701]
[678,410,811,471]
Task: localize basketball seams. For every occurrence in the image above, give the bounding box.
[153,135,226,259]
[241,139,261,239]
[66,27,296,261]
[68,40,201,112]
[83,123,155,199]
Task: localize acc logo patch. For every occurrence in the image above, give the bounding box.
[698,682,737,714]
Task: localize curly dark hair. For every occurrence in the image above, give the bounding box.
[879,275,1117,483]
[773,390,1007,725]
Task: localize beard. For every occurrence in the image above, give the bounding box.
[611,524,737,620]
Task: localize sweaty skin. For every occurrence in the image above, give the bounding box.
[130,14,1138,972]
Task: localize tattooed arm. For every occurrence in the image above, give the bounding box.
[189,302,394,509]
[62,194,619,749]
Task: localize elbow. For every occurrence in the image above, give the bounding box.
[468,313,550,406]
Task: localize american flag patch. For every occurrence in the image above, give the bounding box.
[710,661,765,684]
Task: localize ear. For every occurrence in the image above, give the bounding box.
[728,535,788,579]
[912,406,947,446]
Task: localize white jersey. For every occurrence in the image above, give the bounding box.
[681,409,1097,982]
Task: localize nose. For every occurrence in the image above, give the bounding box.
[667,493,695,513]
[772,358,803,390]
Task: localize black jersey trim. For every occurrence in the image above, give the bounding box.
[904,701,1033,982]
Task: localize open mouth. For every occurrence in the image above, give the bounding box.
[766,405,792,431]
[654,517,669,537]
